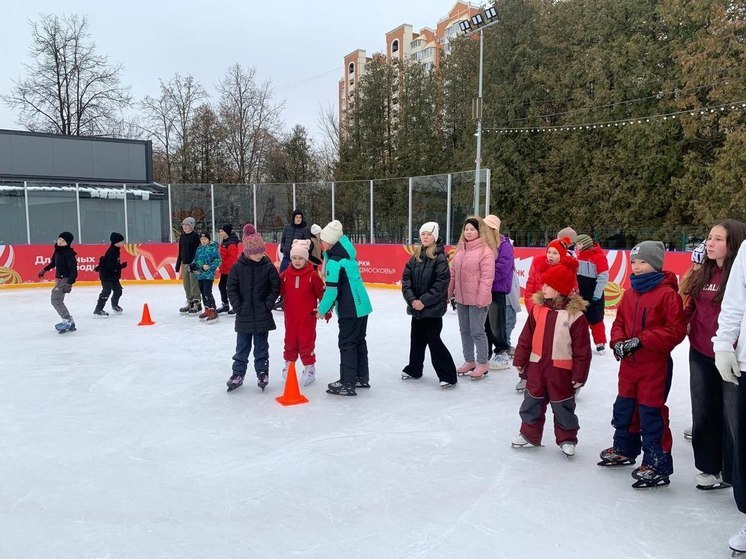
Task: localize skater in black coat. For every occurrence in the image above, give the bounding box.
[225,224,281,392]
[37,231,78,332]
[279,209,311,273]
[94,232,127,316]
[401,222,457,387]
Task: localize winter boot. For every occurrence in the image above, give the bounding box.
[257,372,269,391]
[93,297,109,318]
[456,362,476,376]
[179,301,191,314]
[631,465,670,488]
[188,300,202,315]
[226,374,244,392]
[597,447,635,467]
[205,308,219,324]
[301,364,316,386]
[470,363,490,380]
[216,304,229,314]
[326,381,357,396]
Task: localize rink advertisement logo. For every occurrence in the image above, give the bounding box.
[2,243,696,308]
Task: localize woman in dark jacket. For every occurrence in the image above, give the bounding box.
[401,222,458,388]
[279,209,311,273]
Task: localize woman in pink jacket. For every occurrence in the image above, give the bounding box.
[448,217,496,379]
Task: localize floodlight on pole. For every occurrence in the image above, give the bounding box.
[458,20,471,33]
[485,6,498,21]
[471,13,485,27]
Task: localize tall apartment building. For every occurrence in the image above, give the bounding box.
[338,1,481,136]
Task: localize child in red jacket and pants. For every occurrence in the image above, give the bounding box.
[598,241,687,488]
[511,257,591,457]
[280,239,325,386]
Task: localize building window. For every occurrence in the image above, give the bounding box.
[348,62,354,75]
[392,39,399,54]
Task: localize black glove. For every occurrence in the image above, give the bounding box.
[37,269,46,279]
[189,263,198,273]
[120,262,127,269]
[93,265,100,273]
[613,337,641,361]
[450,297,457,311]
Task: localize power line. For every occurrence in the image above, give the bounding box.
[276,68,341,93]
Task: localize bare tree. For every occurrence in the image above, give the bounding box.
[316,101,340,180]
[162,73,207,182]
[217,63,284,183]
[2,14,131,135]
[140,84,177,182]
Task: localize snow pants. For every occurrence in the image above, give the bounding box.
[519,362,579,446]
[338,316,369,385]
[283,314,317,366]
[611,357,674,476]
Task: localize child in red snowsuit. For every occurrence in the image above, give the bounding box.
[280,239,325,386]
[511,257,591,457]
[599,241,687,488]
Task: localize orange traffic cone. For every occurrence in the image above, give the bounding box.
[137,303,156,326]
[275,362,309,406]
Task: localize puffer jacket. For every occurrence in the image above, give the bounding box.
[610,271,687,377]
[218,233,240,274]
[193,241,221,281]
[317,235,372,318]
[448,238,495,308]
[492,235,515,294]
[227,254,280,334]
[401,240,450,318]
[280,210,311,257]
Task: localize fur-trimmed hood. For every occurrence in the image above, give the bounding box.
[531,292,588,316]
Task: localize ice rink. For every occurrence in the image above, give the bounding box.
[1,284,741,558]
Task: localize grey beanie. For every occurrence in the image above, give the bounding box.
[630,241,665,272]
[182,217,196,228]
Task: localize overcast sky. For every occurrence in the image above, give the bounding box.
[0,0,462,143]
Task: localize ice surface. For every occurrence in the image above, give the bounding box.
[0,285,740,558]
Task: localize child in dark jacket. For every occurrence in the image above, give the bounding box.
[401,222,457,388]
[93,232,127,317]
[193,232,222,323]
[176,217,201,315]
[280,239,325,386]
[511,257,591,457]
[226,224,280,392]
[37,231,78,333]
[598,241,687,488]
[574,234,609,353]
[217,223,239,314]
[317,220,373,396]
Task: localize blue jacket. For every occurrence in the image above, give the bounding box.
[318,236,372,318]
[193,241,221,280]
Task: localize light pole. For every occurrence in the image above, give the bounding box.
[459,7,499,216]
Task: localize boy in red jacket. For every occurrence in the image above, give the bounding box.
[280,239,325,386]
[511,257,591,457]
[598,241,687,488]
[574,234,609,353]
[217,224,240,314]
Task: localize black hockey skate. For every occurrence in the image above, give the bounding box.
[226,374,244,392]
[355,379,370,388]
[631,465,670,489]
[111,304,123,313]
[597,447,636,467]
[257,373,269,391]
[327,381,357,396]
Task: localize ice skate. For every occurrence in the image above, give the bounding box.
[215,304,229,314]
[301,365,316,386]
[111,304,123,313]
[511,433,537,448]
[188,300,202,315]
[439,381,456,389]
[179,301,191,315]
[355,379,370,389]
[729,524,746,556]
[282,361,292,379]
[257,372,269,391]
[55,318,76,333]
[327,381,357,396]
[205,308,219,324]
[456,362,476,376]
[515,378,527,392]
[226,374,244,392]
[198,308,209,320]
[631,465,670,489]
[470,363,490,380]
[93,309,109,318]
[401,368,422,380]
[597,447,636,467]
[684,426,693,440]
[595,344,606,354]
[489,353,511,370]
[273,296,284,311]
[695,472,731,491]
[560,442,576,457]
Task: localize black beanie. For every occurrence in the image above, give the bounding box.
[220,223,233,236]
[200,231,211,241]
[59,231,74,245]
[464,218,480,233]
[110,232,125,244]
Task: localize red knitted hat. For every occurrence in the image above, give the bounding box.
[541,258,577,296]
[547,236,571,259]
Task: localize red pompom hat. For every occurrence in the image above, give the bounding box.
[547,236,572,259]
[541,257,578,297]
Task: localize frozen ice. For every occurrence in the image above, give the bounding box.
[0,284,740,558]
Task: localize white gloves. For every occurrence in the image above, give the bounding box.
[715,351,741,385]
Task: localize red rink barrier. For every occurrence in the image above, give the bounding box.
[0,243,695,309]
